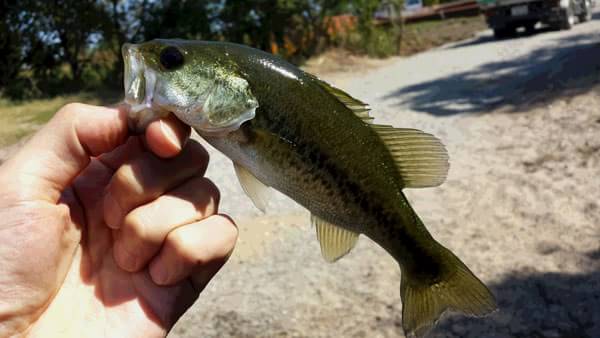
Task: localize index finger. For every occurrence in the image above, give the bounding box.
[98,114,191,171]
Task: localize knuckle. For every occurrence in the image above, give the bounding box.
[55,203,72,224]
[215,215,238,251]
[113,164,138,193]
[114,161,135,182]
[123,209,149,241]
[62,102,84,112]
[56,103,82,120]
[170,231,204,264]
[200,178,221,210]
[170,228,193,249]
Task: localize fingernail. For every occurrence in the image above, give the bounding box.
[104,192,122,229]
[160,120,181,150]
[150,261,169,285]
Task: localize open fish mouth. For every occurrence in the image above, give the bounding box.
[121,40,258,136]
[122,43,164,131]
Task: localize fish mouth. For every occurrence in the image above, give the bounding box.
[122,42,256,136]
[122,43,164,131]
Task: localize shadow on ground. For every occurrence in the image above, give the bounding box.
[385,32,600,116]
[448,26,555,49]
[431,249,600,338]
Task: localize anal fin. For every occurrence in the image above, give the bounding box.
[312,214,359,262]
[234,163,271,213]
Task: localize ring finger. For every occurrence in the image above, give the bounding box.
[113,176,220,272]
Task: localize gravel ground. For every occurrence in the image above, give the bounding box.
[171,11,600,338]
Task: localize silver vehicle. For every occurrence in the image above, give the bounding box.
[478,0,595,38]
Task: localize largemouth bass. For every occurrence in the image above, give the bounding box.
[122,39,497,337]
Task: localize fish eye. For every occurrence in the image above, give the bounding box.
[159,46,184,70]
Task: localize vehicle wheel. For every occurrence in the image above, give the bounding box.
[559,0,577,30]
[493,26,516,39]
[578,0,592,22]
[524,22,536,34]
[493,28,507,39]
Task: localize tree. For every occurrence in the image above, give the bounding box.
[0,0,64,97]
[0,1,26,88]
[41,0,108,82]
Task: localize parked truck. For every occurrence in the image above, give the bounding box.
[478,0,595,38]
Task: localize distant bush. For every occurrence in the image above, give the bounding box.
[333,23,401,58]
[1,78,41,101]
[1,61,117,101]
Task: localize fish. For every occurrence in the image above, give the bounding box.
[122,39,497,337]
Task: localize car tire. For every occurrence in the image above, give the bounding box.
[578,0,592,22]
[559,0,577,30]
[524,22,536,34]
[493,28,507,39]
[493,26,516,39]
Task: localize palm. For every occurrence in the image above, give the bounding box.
[26,158,197,337]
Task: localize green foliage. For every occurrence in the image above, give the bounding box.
[2,0,113,99]
[143,1,215,40]
[337,26,399,58]
[0,0,409,100]
[333,0,404,58]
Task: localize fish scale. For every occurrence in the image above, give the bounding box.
[243,104,394,230]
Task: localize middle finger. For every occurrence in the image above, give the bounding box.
[103,140,209,229]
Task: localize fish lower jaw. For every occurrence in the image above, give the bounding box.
[125,102,170,133]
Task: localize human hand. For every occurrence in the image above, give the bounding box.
[0,103,237,337]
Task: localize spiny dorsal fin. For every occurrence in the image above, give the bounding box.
[310,75,374,123]
[234,163,270,212]
[371,125,449,188]
[311,214,359,263]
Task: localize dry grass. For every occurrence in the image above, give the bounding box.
[304,16,487,77]
[401,15,487,55]
[302,48,394,77]
[0,94,103,147]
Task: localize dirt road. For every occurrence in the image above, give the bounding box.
[178,14,598,338]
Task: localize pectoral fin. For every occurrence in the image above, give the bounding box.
[312,214,359,262]
[234,163,270,212]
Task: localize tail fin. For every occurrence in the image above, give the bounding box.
[400,245,497,337]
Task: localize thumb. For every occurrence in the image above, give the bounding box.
[0,103,129,203]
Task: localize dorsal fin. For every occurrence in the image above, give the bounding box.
[371,125,450,188]
[310,75,449,188]
[310,75,374,123]
[311,214,359,263]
